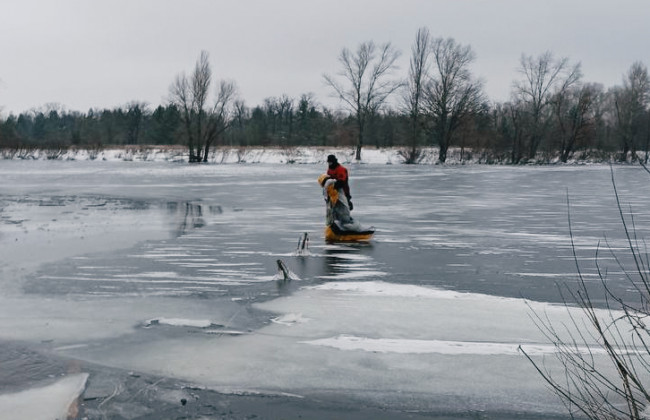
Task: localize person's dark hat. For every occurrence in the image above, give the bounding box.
[327,154,337,163]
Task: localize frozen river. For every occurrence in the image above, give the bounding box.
[1,160,650,419]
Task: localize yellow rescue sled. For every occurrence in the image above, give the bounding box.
[324,224,375,242]
[318,174,375,242]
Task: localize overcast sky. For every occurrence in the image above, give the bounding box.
[1,0,648,115]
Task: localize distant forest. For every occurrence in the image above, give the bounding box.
[2,27,650,164]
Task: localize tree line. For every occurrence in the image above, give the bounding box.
[2,27,649,164]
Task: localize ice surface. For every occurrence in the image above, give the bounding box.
[46,280,620,414]
[0,194,169,296]
[0,296,243,343]
[0,373,88,420]
[2,161,650,416]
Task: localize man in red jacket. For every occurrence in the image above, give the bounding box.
[326,154,353,210]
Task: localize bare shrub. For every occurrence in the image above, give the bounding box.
[397,147,427,164]
[522,165,650,419]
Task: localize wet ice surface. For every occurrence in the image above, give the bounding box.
[1,160,650,418]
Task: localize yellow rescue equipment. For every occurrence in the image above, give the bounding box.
[324,225,375,242]
[318,174,375,242]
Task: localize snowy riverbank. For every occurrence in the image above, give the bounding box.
[0,146,436,164]
[0,145,617,165]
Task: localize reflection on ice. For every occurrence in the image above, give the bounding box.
[169,201,214,236]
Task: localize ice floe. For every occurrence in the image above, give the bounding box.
[145,317,215,328]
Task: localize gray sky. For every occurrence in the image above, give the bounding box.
[1,0,648,115]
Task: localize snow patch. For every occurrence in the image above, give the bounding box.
[2,146,428,164]
[0,373,88,420]
[301,335,605,356]
[307,280,474,299]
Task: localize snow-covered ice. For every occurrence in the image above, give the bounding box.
[50,279,620,414]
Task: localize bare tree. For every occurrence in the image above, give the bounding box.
[514,52,581,161]
[400,27,432,164]
[506,101,527,164]
[323,41,402,160]
[192,51,211,161]
[613,62,650,162]
[202,80,238,162]
[552,83,600,163]
[230,99,248,146]
[424,37,485,163]
[169,51,238,162]
[169,72,196,160]
[233,99,248,128]
[492,100,529,163]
